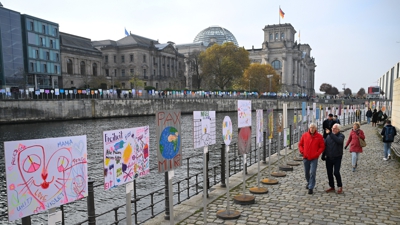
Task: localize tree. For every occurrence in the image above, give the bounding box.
[344,88,352,96]
[319,83,332,94]
[128,72,145,90]
[199,42,250,90]
[187,50,202,89]
[329,87,339,95]
[357,88,366,98]
[232,63,280,93]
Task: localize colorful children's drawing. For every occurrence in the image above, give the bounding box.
[283,128,290,147]
[238,100,252,128]
[256,109,263,144]
[277,113,283,133]
[4,135,88,221]
[222,116,233,146]
[103,126,150,190]
[267,109,274,139]
[156,110,182,173]
[193,111,216,149]
[238,127,252,155]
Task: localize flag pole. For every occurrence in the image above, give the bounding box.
[279,6,281,24]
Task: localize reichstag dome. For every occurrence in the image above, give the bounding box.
[193,26,238,46]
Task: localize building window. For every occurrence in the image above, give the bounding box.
[50,40,53,48]
[30,21,34,31]
[54,28,58,36]
[144,82,147,87]
[130,54,134,62]
[30,62,34,72]
[275,33,279,40]
[281,33,285,40]
[153,69,156,75]
[71,81,74,85]
[43,64,47,73]
[143,69,146,77]
[46,52,50,60]
[113,55,116,63]
[40,37,44,46]
[54,65,58,74]
[56,53,59,62]
[271,60,282,70]
[121,55,125,63]
[143,54,146,63]
[35,50,39,59]
[80,61,86,75]
[42,25,46,34]
[130,69,134,75]
[67,59,73,74]
[105,69,109,76]
[105,55,108,63]
[114,69,117,77]
[269,33,273,41]
[93,63,97,76]
[122,82,125,88]
[179,62,181,69]
[121,69,125,77]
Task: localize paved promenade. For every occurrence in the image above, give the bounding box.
[146,123,400,225]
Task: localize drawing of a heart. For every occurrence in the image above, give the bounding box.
[18,145,73,211]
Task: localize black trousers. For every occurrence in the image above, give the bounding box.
[325,156,343,188]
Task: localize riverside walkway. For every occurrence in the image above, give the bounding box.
[146,123,400,225]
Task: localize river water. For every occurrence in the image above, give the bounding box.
[0,109,301,224]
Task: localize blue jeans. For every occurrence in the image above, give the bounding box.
[351,152,360,167]
[367,117,371,124]
[384,142,392,158]
[303,158,318,189]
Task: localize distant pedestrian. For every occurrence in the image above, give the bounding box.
[321,124,344,194]
[381,120,397,161]
[298,123,325,194]
[322,113,337,139]
[377,109,383,124]
[345,122,365,172]
[371,109,378,127]
[333,115,340,124]
[366,108,372,124]
[355,109,361,122]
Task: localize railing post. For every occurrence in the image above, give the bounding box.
[289,125,292,149]
[206,151,210,197]
[263,131,267,163]
[220,143,226,187]
[21,216,31,225]
[164,172,170,220]
[87,179,96,225]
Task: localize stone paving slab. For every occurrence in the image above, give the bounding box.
[145,124,400,225]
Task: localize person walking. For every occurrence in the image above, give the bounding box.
[298,123,325,194]
[371,109,378,127]
[366,108,373,124]
[345,122,365,172]
[321,124,345,194]
[381,120,397,160]
[322,113,337,139]
[355,109,361,122]
[333,115,340,124]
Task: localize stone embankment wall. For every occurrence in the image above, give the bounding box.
[0,98,307,124]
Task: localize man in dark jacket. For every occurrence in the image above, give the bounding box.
[298,123,325,194]
[322,113,337,139]
[322,124,345,194]
[381,120,397,160]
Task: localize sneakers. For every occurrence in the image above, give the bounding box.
[383,158,388,161]
[325,187,335,193]
[337,187,343,194]
[308,189,313,194]
[388,155,391,160]
[352,167,356,172]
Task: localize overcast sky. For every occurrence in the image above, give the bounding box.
[3,0,400,93]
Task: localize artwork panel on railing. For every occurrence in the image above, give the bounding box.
[4,135,88,221]
[237,100,251,128]
[193,111,216,149]
[103,126,150,190]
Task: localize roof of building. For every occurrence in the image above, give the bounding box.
[60,32,100,52]
[193,26,238,46]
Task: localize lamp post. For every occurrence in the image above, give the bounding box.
[267,75,273,92]
[342,83,346,98]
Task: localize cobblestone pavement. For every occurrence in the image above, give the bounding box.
[172,124,400,225]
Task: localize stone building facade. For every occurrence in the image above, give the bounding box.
[92,34,186,90]
[248,23,316,95]
[59,32,103,89]
[176,42,207,89]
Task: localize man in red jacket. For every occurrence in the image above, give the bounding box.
[298,123,325,194]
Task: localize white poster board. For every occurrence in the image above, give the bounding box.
[4,135,88,221]
[256,109,263,144]
[193,111,216,149]
[238,100,252,128]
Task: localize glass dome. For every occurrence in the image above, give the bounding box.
[193,26,239,46]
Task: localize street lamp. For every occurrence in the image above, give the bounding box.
[267,74,273,92]
[342,83,346,98]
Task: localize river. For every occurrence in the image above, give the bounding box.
[0,109,300,224]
